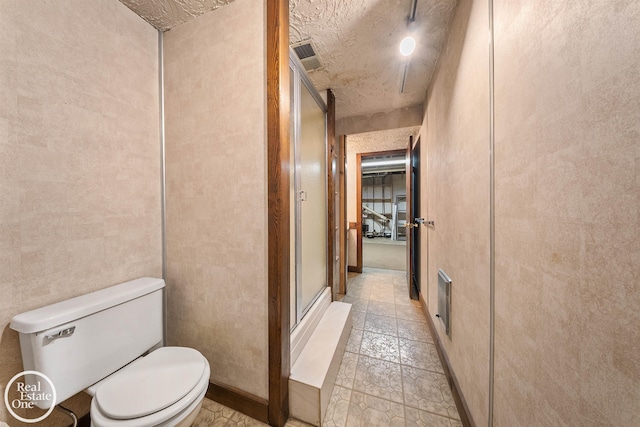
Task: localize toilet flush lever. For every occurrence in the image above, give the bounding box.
[45,326,75,341]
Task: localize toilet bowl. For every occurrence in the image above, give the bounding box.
[10,278,209,427]
[88,347,210,427]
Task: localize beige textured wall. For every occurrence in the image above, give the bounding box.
[422,0,491,424]
[163,0,269,400]
[346,127,418,267]
[337,106,423,138]
[424,0,640,425]
[493,2,640,425]
[0,0,160,424]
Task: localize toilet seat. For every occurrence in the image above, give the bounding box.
[90,347,210,427]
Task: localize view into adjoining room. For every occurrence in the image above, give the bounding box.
[345,127,419,275]
[361,151,407,271]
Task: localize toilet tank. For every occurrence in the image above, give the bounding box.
[10,277,165,409]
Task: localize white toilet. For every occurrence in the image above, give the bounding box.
[10,277,209,426]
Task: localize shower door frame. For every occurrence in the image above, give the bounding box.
[289,51,329,330]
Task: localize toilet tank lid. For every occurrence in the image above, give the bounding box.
[10,277,165,334]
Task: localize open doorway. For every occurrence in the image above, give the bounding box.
[360,150,407,271]
[344,127,419,275]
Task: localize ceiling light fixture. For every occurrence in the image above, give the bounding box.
[399,36,416,56]
[362,159,407,168]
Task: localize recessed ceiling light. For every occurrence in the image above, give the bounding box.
[399,36,416,56]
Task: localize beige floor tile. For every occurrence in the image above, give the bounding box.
[196,400,269,427]
[392,276,407,286]
[364,313,398,336]
[402,366,459,420]
[335,351,358,388]
[227,411,269,426]
[405,406,456,427]
[397,318,434,343]
[367,301,396,317]
[322,385,351,427]
[395,302,426,323]
[347,391,405,427]
[193,407,227,427]
[345,283,371,299]
[342,295,368,313]
[369,288,396,303]
[353,355,403,403]
[393,289,413,304]
[399,338,444,373]
[370,282,394,293]
[199,399,239,425]
[359,331,400,363]
[351,310,366,330]
[201,398,229,413]
[346,327,364,353]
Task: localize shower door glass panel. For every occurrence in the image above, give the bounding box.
[299,82,327,315]
[290,64,297,330]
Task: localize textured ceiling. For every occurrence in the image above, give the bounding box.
[291,0,457,119]
[119,0,457,120]
[118,0,235,31]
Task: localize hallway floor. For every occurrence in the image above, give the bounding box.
[363,238,406,271]
[193,268,461,426]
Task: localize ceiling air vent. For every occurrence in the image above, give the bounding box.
[291,40,323,72]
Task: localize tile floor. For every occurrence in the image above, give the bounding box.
[193,268,461,427]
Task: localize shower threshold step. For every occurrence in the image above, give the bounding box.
[289,301,352,426]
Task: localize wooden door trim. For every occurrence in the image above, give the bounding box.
[356,148,406,273]
[358,149,406,158]
[338,135,347,294]
[267,0,290,425]
[355,153,363,273]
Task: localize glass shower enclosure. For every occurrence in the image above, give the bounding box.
[289,51,328,331]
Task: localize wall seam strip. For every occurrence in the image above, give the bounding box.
[159,30,166,280]
[488,0,496,425]
[158,30,167,345]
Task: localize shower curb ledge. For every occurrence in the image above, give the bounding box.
[289,301,353,426]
